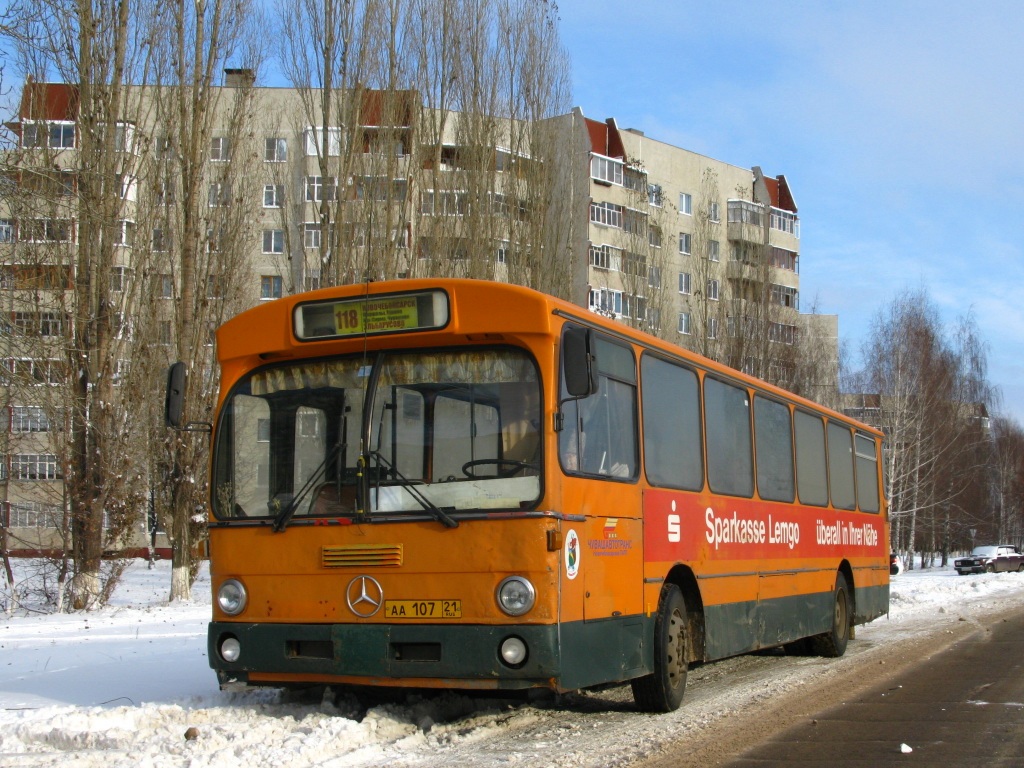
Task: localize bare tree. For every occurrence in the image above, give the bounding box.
[862,289,995,568]
[991,417,1024,548]
[139,0,265,601]
[3,0,162,608]
[687,168,727,359]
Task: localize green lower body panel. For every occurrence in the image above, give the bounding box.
[209,617,654,693]
[703,583,890,660]
[854,583,889,624]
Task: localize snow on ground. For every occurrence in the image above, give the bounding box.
[1,560,1023,768]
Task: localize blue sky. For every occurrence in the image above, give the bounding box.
[557,1,1024,423]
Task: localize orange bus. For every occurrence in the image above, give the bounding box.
[168,278,888,712]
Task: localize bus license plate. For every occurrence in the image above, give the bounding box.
[384,600,462,619]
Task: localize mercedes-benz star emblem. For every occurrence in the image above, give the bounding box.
[346,576,384,618]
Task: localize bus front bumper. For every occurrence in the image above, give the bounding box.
[208,620,562,692]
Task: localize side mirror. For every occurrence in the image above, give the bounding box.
[562,326,597,398]
[165,362,187,428]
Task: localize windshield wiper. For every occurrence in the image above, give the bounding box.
[272,442,343,532]
[367,450,458,529]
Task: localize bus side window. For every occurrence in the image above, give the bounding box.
[704,377,753,497]
[828,422,856,511]
[754,395,795,502]
[560,332,637,479]
[855,434,881,513]
[795,410,828,506]
[641,355,703,491]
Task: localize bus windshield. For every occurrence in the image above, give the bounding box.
[211,347,542,523]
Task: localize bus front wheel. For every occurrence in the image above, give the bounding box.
[631,583,688,712]
[811,573,850,657]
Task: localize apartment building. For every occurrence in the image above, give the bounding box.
[551,109,804,365]
[0,76,827,555]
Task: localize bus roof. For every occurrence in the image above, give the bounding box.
[215,278,881,438]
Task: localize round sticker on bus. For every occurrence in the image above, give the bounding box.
[565,528,580,580]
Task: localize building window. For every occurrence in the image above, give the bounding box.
[589,287,623,316]
[114,220,135,247]
[354,175,407,202]
[770,247,799,273]
[590,154,624,186]
[155,274,173,299]
[590,201,623,228]
[12,406,50,433]
[265,137,287,162]
[708,201,721,223]
[646,307,662,331]
[678,271,692,295]
[679,192,692,215]
[0,220,13,243]
[260,275,283,300]
[12,313,64,335]
[707,278,720,301]
[678,232,691,255]
[770,322,797,344]
[23,219,71,242]
[6,501,65,527]
[263,185,284,208]
[5,358,60,386]
[305,176,336,202]
[12,454,60,480]
[303,223,321,249]
[648,225,662,248]
[262,229,284,254]
[152,227,169,252]
[707,317,719,340]
[111,266,129,292]
[208,183,231,207]
[678,312,691,335]
[648,266,662,289]
[210,137,231,161]
[708,239,720,262]
[22,121,75,149]
[770,208,800,237]
[771,284,800,310]
[728,199,763,226]
[155,180,175,207]
[207,275,225,298]
[113,312,134,340]
[648,184,663,207]
[421,190,468,216]
[108,122,137,153]
[304,270,321,292]
[304,126,343,157]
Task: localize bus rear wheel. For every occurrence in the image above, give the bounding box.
[631,583,688,712]
[810,573,850,657]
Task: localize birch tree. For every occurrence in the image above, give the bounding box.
[862,289,994,568]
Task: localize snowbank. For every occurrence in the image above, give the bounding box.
[1,561,1022,767]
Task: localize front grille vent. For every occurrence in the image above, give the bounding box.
[321,543,403,568]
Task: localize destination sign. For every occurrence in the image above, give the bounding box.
[294,289,449,341]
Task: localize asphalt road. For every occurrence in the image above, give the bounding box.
[724,609,1024,767]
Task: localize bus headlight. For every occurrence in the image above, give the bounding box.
[500,636,528,667]
[217,579,248,616]
[220,636,241,662]
[496,576,535,616]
